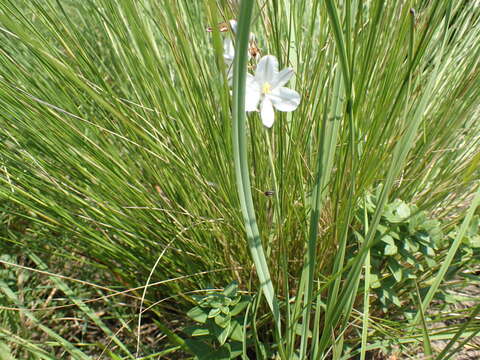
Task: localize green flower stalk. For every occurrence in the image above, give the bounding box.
[230,0,284,355]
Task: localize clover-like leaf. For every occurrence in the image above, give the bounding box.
[405,237,420,252]
[183,325,211,337]
[187,306,209,323]
[216,322,231,346]
[228,318,245,342]
[223,281,238,297]
[384,243,398,256]
[184,339,216,360]
[208,307,222,318]
[387,259,402,282]
[396,202,411,219]
[379,287,401,307]
[211,343,232,360]
[230,298,251,316]
[214,313,231,329]
[369,273,382,289]
[425,256,437,268]
[403,268,417,280]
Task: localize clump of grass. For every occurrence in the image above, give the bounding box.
[1,0,480,358]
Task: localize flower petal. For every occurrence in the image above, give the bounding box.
[272,68,294,88]
[226,65,234,85]
[223,38,235,63]
[245,74,261,111]
[255,55,278,84]
[260,97,275,128]
[268,87,301,112]
[229,19,238,34]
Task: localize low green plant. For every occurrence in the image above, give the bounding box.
[352,189,480,320]
[448,215,480,268]
[353,189,445,311]
[183,282,252,360]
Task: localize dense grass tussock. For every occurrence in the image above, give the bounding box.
[1,0,480,358]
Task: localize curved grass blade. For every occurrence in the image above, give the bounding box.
[0,280,91,360]
[230,0,283,355]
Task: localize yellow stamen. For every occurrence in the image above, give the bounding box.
[262,82,272,95]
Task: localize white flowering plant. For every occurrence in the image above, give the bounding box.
[2,0,480,359]
[220,20,301,128]
[245,55,300,128]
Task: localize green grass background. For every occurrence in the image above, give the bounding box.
[0,0,479,358]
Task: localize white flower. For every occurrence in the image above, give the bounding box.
[228,20,260,61]
[245,55,301,128]
[223,37,235,83]
[222,21,258,84]
[228,19,238,34]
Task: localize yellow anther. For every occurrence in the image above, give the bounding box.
[262,82,272,95]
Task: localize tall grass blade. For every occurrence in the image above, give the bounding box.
[415,282,433,358]
[318,2,455,354]
[0,330,55,360]
[414,183,480,325]
[435,303,480,360]
[230,0,283,354]
[360,205,371,360]
[27,252,134,358]
[0,280,91,360]
[299,67,344,359]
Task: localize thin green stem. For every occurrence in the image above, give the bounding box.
[231,0,284,356]
[360,204,371,360]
